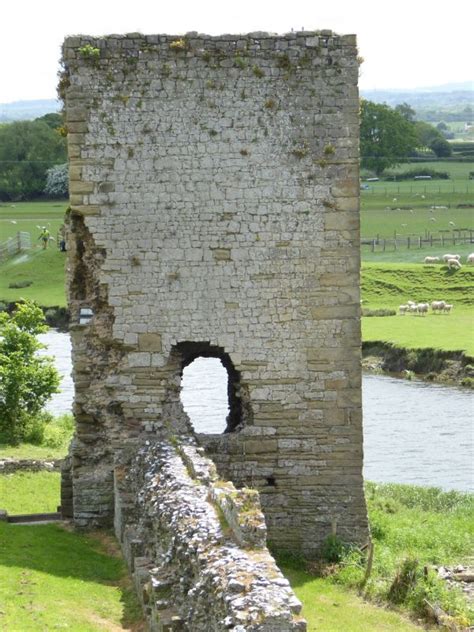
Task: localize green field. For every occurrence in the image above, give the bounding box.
[0,200,68,306]
[0,200,67,242]
[0,522,143,631]
[362,263,474,354]
[361,161,474,255]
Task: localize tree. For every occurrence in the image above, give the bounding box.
[0,301,60,444]
[44,163,69,198]
[0,117,67,200]
[414,121,452,156]
[395,102,416,122]
[360,100,418,175]
[430,137,452,158]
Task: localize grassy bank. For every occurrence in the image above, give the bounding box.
[279,483,474,630]
[361,262,474,355]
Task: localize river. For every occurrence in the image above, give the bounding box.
[39,331,474,493]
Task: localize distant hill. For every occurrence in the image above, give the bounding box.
[361,83,473,111]
[0,99,60,123]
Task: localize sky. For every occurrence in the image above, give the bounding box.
[1,0,473,103]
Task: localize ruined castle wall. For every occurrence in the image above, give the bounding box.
[114,441,305,631]
[62,31,368,554]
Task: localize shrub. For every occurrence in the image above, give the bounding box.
[0,301,60,444]
[384,168,450,181]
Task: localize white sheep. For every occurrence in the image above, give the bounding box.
[467,253,474,265]
[399,304,409,315]
[431,300,446,313]
[443,254,461,262]
[443,304,453,314]
[417,303,429,316]
[424,256,440,264]
[408,303,419,314]
[447,258,462,270]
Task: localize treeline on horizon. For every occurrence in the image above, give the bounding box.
[0,100,472,202]
[0,113,67,201]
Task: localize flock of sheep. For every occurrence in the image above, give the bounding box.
[399,300,453,316]
[423,253,474,269]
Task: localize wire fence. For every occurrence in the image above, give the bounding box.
[362,230,474,252]
[0,231,31,262]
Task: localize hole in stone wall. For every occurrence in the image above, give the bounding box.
[175,341,243,434]
[266,476,277,487]
[180,357,229,434]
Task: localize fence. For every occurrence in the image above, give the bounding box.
[0,231,31,262]
[362,230,474,252]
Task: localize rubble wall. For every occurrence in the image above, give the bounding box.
[114,440,306,630]
[62,31,368,553]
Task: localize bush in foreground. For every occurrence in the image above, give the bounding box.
[0,301,60,444]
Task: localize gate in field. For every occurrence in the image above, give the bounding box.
[0,231,31,262]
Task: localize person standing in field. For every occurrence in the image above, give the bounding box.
[38,226,51,249]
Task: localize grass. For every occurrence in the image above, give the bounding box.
[0,471,60,514]
[0,200,67,307]
[360,161,474,264]
[280,483,474,630]
[361,262,474,354]
[283,569,425,631]
[0,523,143,631]
[0,442,68,460]
[2,452,472,630]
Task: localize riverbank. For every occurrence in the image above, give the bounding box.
[362,341,474,388]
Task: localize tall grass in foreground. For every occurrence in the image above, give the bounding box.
[339,484,473,626]
[278,483,474,629]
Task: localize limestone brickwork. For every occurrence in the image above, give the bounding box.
[62,31,368,560]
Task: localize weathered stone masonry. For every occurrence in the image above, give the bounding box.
[62,30,368,565]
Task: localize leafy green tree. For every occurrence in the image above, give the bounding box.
[360,100,418,175]
[0,301,60,445]
[414,121,453,156]
[44,163,68,198]
[395,102,416,122]
[430,137,452,157]
[0,118,66,200]
[35,113,63,130]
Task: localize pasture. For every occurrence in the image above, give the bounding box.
[0,200,67,306]
[360,161,474,263]
[362,263,474,355]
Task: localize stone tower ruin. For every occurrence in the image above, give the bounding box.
[62,31,368,559]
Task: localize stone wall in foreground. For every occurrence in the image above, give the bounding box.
[114,440,306,631]
[62,30,368,555]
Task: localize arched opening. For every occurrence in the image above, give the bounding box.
[175,342,242,434]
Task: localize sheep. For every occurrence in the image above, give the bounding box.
[417,303,429,316]
[467,253,474,265]
[408,303,419,314]
[447,258,462,270]
[424,256,440,264]
[443,254,460,262]
[443,304,453,314]
[399,304,409,315]
[431,300,446,313]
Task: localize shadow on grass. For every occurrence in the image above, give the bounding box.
[0,522,143,629]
